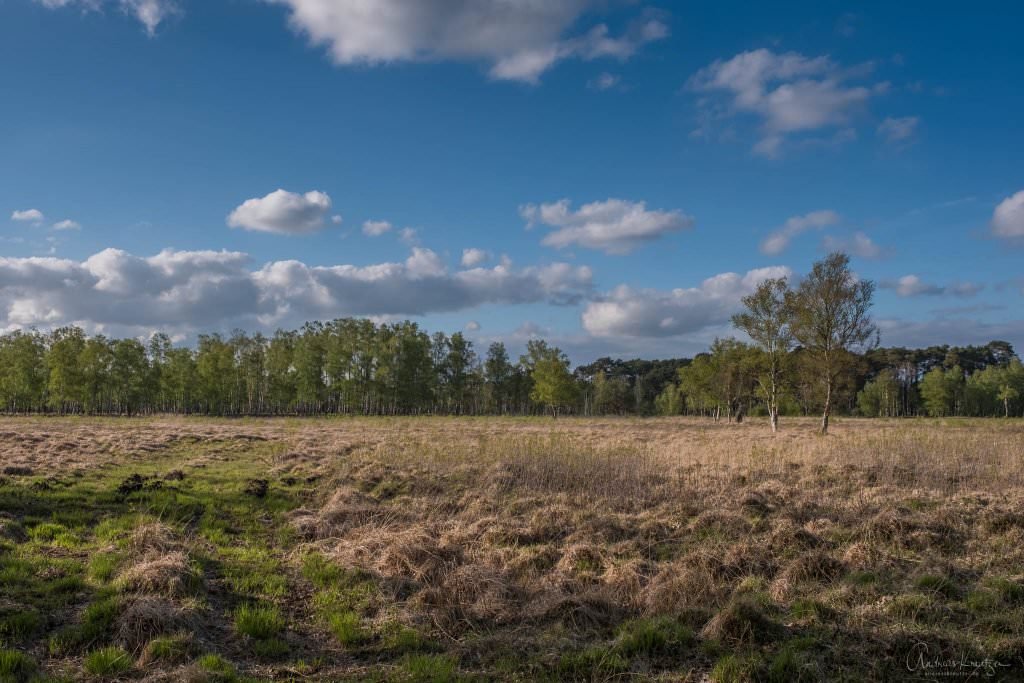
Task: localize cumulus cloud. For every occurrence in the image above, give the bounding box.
[461,248,490,267]
[34,0,177,35]
[521,198,693,254]
[268,0,668,84]
[52,219,81,231]
[11,209,45,225]
[689,49,883,156]
[0,247,592,336]
[880,275,983,297]
[582,266,791,338]
[820,231,884,259]
[227,189,333,235]
[992,190,1024,242]
[362,220,393,237]
[760,210,839,255]
[464,320,481,332]
[877,115,919,143]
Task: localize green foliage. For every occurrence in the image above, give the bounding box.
[527,343,579,415]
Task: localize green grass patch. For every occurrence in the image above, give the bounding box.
[252,636,289,660]
[327,610,369,646]
[142,634,193,664]
[234,604,284,640]
[915,574,960,599]
[711,653,764,683]
[221,546,288,599]
[557,646,628,680]
[87,554,121,584]
[0,610,42,642]
[614,616,694,658]
[400,654,460,683]
[0,648,37,682]
[83,646,132,678]
[380,622,432,654]
[196,653,237,681]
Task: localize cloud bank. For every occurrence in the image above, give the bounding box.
[0,248,593,337]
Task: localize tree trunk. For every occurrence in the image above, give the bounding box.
[770,407,778,433]
[820,377,832,435]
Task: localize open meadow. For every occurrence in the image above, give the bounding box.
[1,416,1024,682]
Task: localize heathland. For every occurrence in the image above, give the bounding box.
[1,416,1023,681]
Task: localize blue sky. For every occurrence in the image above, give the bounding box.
[1,0,1022,360]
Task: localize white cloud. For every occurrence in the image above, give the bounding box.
[880,275,982,297]
[464,320,481,332]
[227,189,333,235]
[992,190,1024,241]
[582,266,791,338]
[33,0,177,35]
[52,219,81,231]
[820,231,884,259]
[119,0,177,35]
[267,1,668,84]
[589,72,620,90]
[0,247,592,336]
[760,210,839,255]
[397,227,418,245]
[689,49,881,156]
[521,198,693,254]
[877,115,919,143]
[331,215,343,224]
[460,248,490,267]
[11,209,45,225]
[362,220,393,237]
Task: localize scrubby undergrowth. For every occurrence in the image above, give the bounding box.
[0,416,1022,681]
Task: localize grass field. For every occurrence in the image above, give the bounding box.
[1,416,1023,681]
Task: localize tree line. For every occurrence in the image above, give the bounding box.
[0,253,1019,424]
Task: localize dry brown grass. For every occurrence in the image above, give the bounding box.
[3,415,1024,680]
